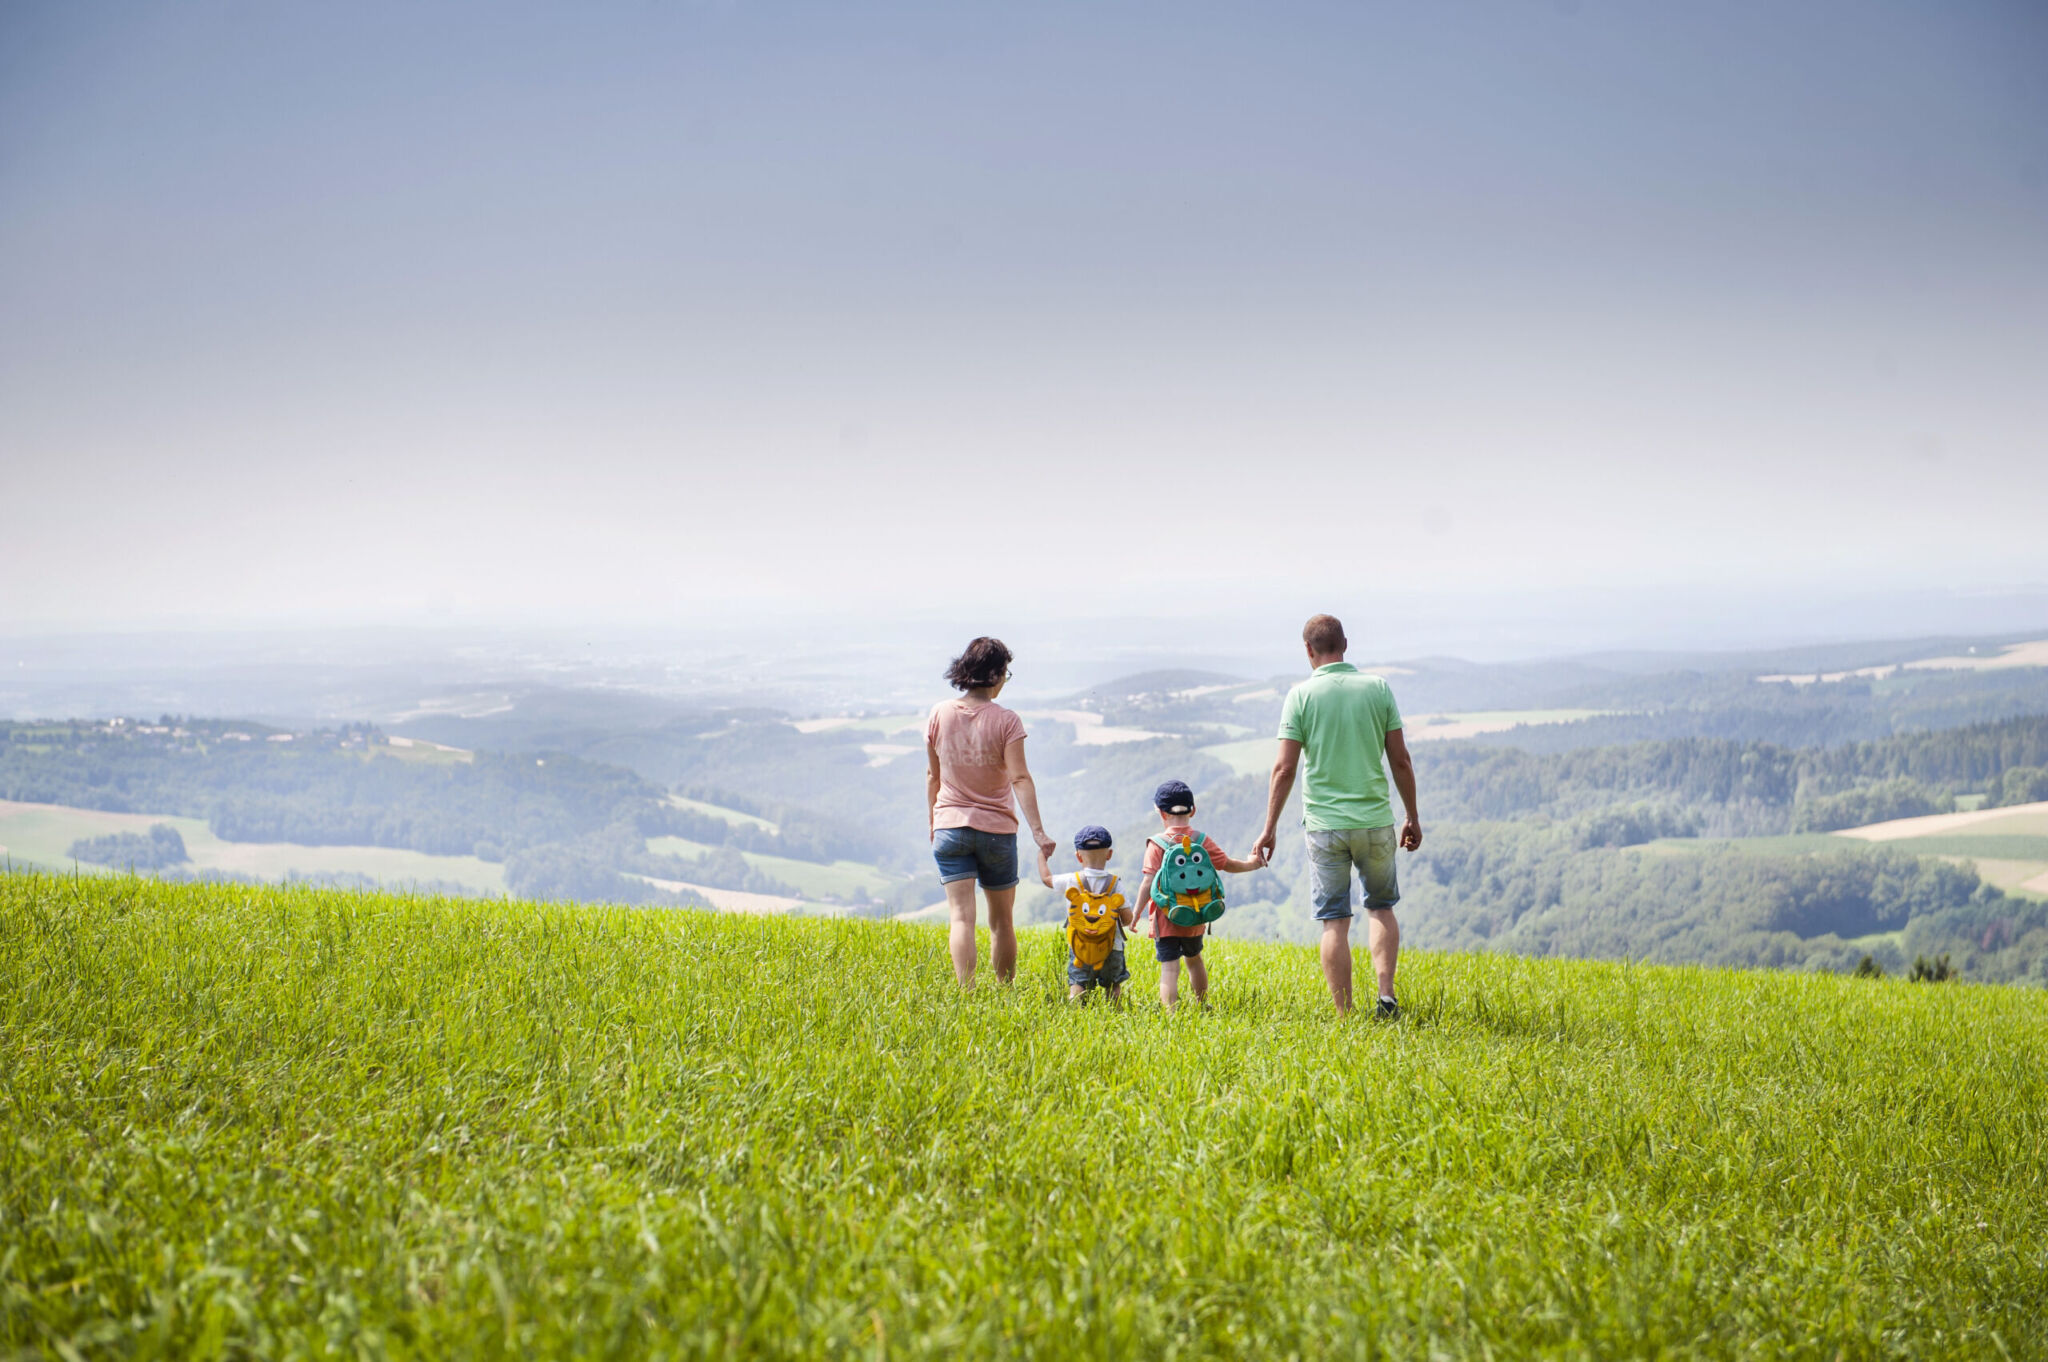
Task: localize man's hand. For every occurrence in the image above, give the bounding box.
[1399,817,1423,852]
[1253,827,1277,867]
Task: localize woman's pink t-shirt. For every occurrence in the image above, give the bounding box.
[927,699,1028,834]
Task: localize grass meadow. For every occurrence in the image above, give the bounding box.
[3,870,2045,1359]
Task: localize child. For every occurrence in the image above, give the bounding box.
[1138,779,1261,1010]
[1037,825,1135,1004]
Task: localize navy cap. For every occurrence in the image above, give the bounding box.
[1153,779,1195,814]
[1074,825,1113,850]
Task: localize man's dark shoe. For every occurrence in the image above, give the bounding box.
[1375,996,1399,1021]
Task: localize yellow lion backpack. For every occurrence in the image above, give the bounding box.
[1064,873,1126,971]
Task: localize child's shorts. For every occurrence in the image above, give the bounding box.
[1068,947,1130,991]
[1153,934,1205,963]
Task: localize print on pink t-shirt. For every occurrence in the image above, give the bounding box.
[927,699,1027,834]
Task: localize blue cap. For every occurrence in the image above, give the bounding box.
[1074,825,1113,850]
[1153,779,1194,814]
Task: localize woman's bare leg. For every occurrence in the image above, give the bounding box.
[946,878,980,985]
[985,886,1018,983]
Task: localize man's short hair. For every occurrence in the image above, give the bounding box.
[1303,614,1347,656]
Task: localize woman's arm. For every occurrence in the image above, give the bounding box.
[1002,737,1058,860]
[926,739,942,841]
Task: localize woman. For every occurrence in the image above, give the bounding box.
[926,636,1057,986]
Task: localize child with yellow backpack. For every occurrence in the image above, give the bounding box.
[1036,825,1135,1004]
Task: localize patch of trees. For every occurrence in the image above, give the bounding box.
[1473,669,2048,753]
[1789,779,1953,833]
[68,823,189,869]
[1985,767,2048,808]
[1416,715,2048,837]
[1402,825,1998,974]
[502,840,709,908]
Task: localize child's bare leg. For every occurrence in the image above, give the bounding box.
[1187,954,1209,1004]
[1068,983,1088,1004]
[984,886,1018,983]
[1160,958,1180,1010]
[1105,982,1122,1008]
[945,879,980,986]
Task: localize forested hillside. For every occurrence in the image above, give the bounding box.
[10,702,2048,984]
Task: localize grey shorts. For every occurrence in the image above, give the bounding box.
[1307,825,1400,921]
[1067,947,1130,990]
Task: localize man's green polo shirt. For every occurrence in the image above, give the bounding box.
[1277,662,1404,831]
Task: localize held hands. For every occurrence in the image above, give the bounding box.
[1032,827,1058,861]
[1252,827,1276,867]
[1399,817,1423,852]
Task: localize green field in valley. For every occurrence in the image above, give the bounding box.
[0,799,507,894]
[3,871,2045,1358]
[666,795,779,833]
[644,835,897,900]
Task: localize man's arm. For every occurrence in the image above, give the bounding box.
[1385,727,1422,851]
[1003,737,1058,860]
[926,739,942,841]
[1254,738,1303,866]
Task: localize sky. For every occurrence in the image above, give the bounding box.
[3,0,2045,651]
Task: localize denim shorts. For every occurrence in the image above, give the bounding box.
[1153,934,1205,962]
[1307,825,1400,921]
[932,826,1019,890]
[1067,946,1130,990]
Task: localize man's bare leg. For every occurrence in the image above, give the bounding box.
[1320,917,1354,1013]
[1159,957,1180,1010]
[985,886,1018,983]
[1186,954,1209,1005]
[946,879,980,985]
[1366,907,1400,1002]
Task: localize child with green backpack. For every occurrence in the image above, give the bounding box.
[1138,779,1262,1010]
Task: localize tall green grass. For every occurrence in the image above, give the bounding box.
[3,870,2045,1358]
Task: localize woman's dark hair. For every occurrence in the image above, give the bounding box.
[945,636,1013,692]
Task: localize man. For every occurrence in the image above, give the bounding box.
[1253,614,1422,1017]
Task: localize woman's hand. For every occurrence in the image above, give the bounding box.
[1032,827,1057,861]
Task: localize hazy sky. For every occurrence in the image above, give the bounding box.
[4,1,2045,641]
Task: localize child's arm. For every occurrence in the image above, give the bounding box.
[1037,847,1055,889]
[1208,836,1261,874]
[1135,871,1157,934]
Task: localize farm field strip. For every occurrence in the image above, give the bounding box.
[0,798,506,893]
[666,794,779,833]
[1835,800,2048,842]
[643,834,899,899]
[1198,710,1614,776]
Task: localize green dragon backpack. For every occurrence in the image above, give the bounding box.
[1149,830,1226,927]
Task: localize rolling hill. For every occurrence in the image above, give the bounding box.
[3,871,2044,1357]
